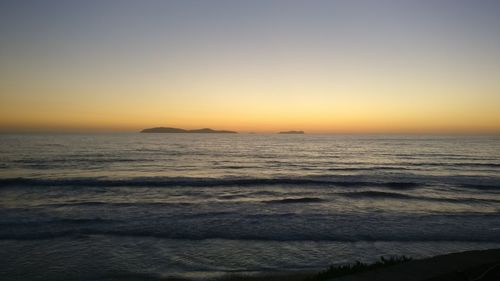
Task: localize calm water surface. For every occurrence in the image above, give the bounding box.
[1,134,500,280]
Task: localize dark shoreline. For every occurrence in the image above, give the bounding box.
[153,248,500,281]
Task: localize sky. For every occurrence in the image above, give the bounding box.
[1,0,500,133]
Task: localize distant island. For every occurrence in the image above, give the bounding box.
[141,127,237,134]
[278,130,305,134]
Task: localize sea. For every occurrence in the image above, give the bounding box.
[1,133,499,280]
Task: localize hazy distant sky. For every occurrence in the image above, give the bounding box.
[1,0,499,133]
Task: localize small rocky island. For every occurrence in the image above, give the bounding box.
[278,130,305,134]
[141,127,237,134]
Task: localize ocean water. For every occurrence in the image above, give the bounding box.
[1,133,500,280]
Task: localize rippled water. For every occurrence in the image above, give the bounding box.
[1,134,499,280]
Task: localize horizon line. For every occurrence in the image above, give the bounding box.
[1,129,500,136]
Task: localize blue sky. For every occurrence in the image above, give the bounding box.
[1,0,500,132]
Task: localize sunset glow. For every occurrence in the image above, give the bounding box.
[1,1,499,133]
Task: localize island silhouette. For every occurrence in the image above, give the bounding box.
[278,130,305,134]
[141,127,237,134]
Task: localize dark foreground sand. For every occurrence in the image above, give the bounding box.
[332,248,500,281]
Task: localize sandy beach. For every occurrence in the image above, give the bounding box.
[332,248,500,281]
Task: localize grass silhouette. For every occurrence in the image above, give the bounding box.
[308,256,412,281]
[214,256,412,281]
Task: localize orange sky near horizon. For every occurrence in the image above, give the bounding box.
[2,52,499,134]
